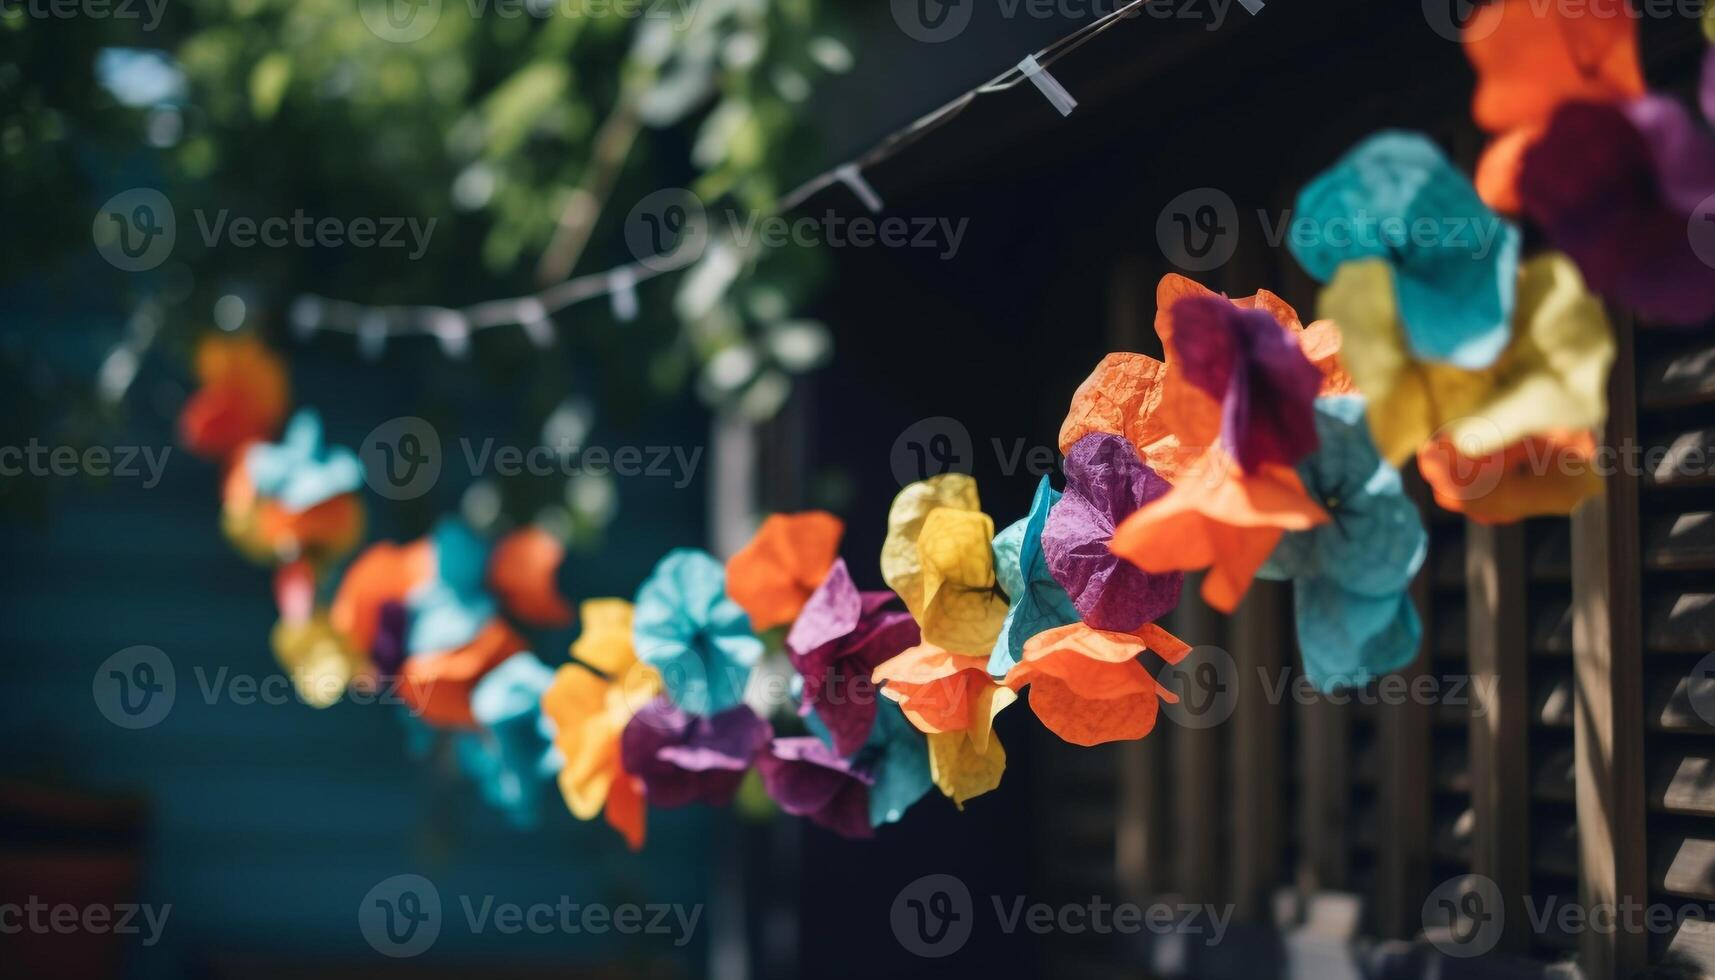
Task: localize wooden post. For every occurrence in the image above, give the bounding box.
[1466,521,1531,955]
[1377,486,1433,937]
[1229,579,1286,920]
[1170,579,1226,904]
[1570,315,1649,980]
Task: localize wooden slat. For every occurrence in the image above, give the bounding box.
[1639,340,1715,409]
[1649,668,1715,733]
[1535,670,1576,728]
[1570,312,1651,980]
[1530,522,1573,581]
[1651,753,1715,817]
[1645,592,1715,654]
[1643,511,1715,572]
[1645,427,1715,489]
[1532,596,1575,655]
[1663,915,1715,974]
[1654,835,1715,901]
[1467,521,1532,955]
[1533,745,1576,804]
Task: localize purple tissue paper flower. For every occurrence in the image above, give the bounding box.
[757,736,875,839]
[1043,433,1183,632]
[785,559,921,757]
[620,696,771,808]
[1170,295,1324,471]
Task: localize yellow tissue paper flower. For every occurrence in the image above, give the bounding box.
[541,600,661,831]
[927,684,1016,807]
[571,598,637,675]
[270,614,364,709]
[881,474,1008,655]
[1321,252,1612,465]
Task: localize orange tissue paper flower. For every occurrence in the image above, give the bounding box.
[870,642,998,735]
[400,619,528,728]
[178,334,290,461]
[1004,623,1186,746]
[1109,454,1327,613]
[1463,0,1644,211]
[1417,429,1604,525]
[487,526,575,628]
[725,511,844,631]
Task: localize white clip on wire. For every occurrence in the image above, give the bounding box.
[358,312,388,361]
[432,310,472,359]
[518,298,555,348]
[608,267,639,323]
[833,163,883,214]
[1017,54,1077,117]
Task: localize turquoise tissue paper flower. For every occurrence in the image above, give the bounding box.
[244,408,362,511]
[988,476,1080,678]
[807,697,932,829]
[1290,130,1521,369]
[457,651,559,828]
[633,548,764,716]
[406,518,495,655]
[1259,396,1428,692]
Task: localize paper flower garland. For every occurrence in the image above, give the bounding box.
[1257,396,1428,692]
[178,14,1689,846]
[633,549,765,716]
[1291,130,1522,370]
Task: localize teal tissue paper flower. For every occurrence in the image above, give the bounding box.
[458,652,559,828]
[1291,130,1521,369]
[406,518,495,655]
[807,697,931,829]
[988,476,1080,678]
[633,548,763,716]
[244,409,362,511]
[1259,396,1428,692]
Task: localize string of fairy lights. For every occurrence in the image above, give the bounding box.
[288,0,1266,359]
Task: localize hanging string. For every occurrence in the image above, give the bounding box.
[290,0,1261,348]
